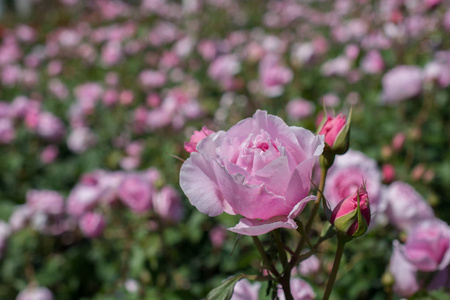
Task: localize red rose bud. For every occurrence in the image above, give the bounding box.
[184,126,215,153]
[318,110,351,155]
[330,185,371,238]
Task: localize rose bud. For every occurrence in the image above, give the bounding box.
[184,126,214,153]
[330,185,371,239]
[317,110,351,156]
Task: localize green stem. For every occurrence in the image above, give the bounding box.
[322,236,346,300]
[251,236,280,278]
[271,231,288,269]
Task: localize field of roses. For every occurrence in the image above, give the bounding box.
[1,0,450,299]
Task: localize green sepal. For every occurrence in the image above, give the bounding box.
[331,107,352,155]
[206,274,246,300]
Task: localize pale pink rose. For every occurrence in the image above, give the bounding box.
[119,90,134,105]
[48,79,69,100]
[197,40,217,61]
[26,190,65,215]
[286,99,315,121]
[389,240,420,298]
[0,118,15,144]
[298,254,320,276]
[9,205,33,232]
[321,93,340,108]
[0,221,11,258]
[118,176,153,213]
[74,83,104,113]
[321,56,351,77]
[101,42,122,66]
[325,150,381,211]
[381,66,423,104]
[345,44,360,60]
[102,89,119,106]
[35,112,65,141]
[403,219,450,272]
[331,184,371,237]
[444,10,450,31]
[209,225,227,249]
[382,181,434,231]
[277,278,316,300]
[361,50,384,74]
[381,164,395,184]
[139,70,166,89]
[47,60,62,76]
[40,145,59,164]
[15,25,37,43]
[208,54,241,82]
[180,110,324,236]
[16,286,54,300]
[424,61,450,88]
[67,184,101,217]
[67,127,97,153]
[231,279,260,300]
[259,54,293,97]
[120,157,141,170]
[184,126,215,153]
[79,212,106,238]
[1,64,21,86]
[153,186,183,222]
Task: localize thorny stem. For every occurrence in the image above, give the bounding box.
[251,236,280,278]
[322,235,346,300]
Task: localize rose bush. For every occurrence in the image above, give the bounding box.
[180,110,324,235]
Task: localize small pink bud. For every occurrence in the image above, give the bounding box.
[392,133,406,152]
[79,212,106,238]
[184,126,215,153]
[382,164,396,184]
[318,112,351,155]
[330,185,371,238]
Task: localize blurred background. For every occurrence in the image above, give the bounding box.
[0,0,450,299]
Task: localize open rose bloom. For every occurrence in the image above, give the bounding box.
[180,110,324,236]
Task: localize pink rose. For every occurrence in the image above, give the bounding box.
[382,181,434,231]
[389,240,420,297]
[325,150,381,212]
[184,126,215,153]
[153,186,184,222]
[209,225,227,249]
[330,184,371,237]
[286,99,315,121]
[118,176,153,213]
[180,110,324,236]
[381,66,423,104]
[298,254,320,276]
[403,219,450,272]
[16,286,54,300]
[26,190,65,215]
[79,212,106,238]
[67,184,102,217]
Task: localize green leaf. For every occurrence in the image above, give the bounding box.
[206,274,246,300]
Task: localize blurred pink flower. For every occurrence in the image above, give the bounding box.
[40,145,59,164]
[259,54,293,97]
[0,118,15,144]
[286,99,315,121]
[209,225,227,249]
[35,112,66,141]
[118,176,153,214]
[381,66,423,104]
[389,240,420,297]
[0,221,11,259]
[79,212,106,238]
[381,164,396,184]
[26,190,65,215]
[361,50,384,74]
[139,70,167,89]
[382,181,434,232]
[277,278,316,300]
[298,254,320,276]
[67,127,97,153]
[67,184,102,217]
[231,279,260,300]
[325,150,381,212]
[16,286,54,300]
[403,219,450,272]
[153,186,184,222]
[180,110,324,236]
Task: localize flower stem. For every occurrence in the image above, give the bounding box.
[322,235,346,300]
[251,236,280,278]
